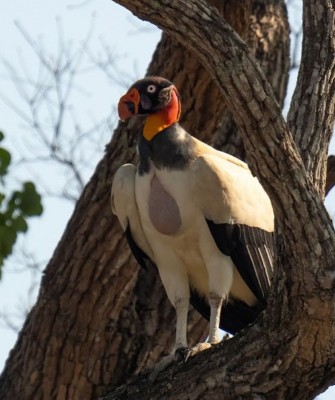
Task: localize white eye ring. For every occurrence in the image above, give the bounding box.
[147,84,157,93]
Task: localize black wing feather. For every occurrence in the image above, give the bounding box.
[206,219,274,303]
[125,224,153,270]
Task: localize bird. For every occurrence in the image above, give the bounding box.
[111,76,274,373]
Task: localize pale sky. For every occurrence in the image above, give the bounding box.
[0,1,333,399]
[0,0,160,371]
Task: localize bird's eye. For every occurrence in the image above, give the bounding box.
[147,84,157,93]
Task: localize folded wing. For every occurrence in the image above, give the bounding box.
[190,153,274,332]
[111,163,155,269]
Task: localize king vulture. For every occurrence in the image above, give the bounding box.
[112,76,274,366]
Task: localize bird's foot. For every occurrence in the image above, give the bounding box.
[182,335,230,362]
[183,342,212,362]
[149,347,188,382]
[149,336,231,381]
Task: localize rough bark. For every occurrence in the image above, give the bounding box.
[105,0,335,399]
[0,2,291,400]
[287,0,335,195]
[211,0,290,158]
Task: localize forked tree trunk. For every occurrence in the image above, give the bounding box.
[106,0,335,399]
[0,2,293,399]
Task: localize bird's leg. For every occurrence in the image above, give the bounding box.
[174,297,189,350]
[185,252,233,359]
[149,297,189,381]
[185,293,224,360]
[208,292,224,344]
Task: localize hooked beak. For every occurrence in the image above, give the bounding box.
[118,88,140,121]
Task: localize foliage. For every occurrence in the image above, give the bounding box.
[0,131,43,275]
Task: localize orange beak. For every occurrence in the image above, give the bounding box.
[118,88,141,121]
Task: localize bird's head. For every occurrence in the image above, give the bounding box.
[118,77,181,141]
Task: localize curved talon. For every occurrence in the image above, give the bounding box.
[223,333,230,341]
[175,346,190,362]
[186,342,213,360]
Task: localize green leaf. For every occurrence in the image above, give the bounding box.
[11,215,28,233]
[0,193,5,207]
[0,132,44,276]
[18,182,43,216]
[0,148,11,176]
[0,225,17,259]
[7,191,21,215]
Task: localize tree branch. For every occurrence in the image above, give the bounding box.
[105,0,335,398]
[287,0,335,194]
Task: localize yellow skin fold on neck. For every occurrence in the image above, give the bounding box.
[142,87,181,141]
[143,113,173,141]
